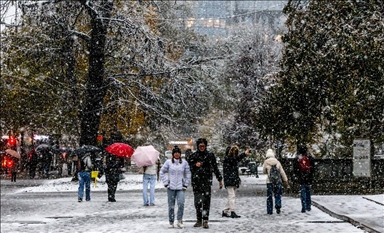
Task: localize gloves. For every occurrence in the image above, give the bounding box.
[182,186,187,190]
[165,185,169,189]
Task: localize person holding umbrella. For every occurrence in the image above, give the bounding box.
[103,153,125,202]
[77,152,93,202]
[160,146,191,229]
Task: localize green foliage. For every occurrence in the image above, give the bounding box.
[258,0,384,156]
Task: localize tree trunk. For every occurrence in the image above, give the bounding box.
[79,1,113,146]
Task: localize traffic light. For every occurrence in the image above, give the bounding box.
[7,137,17,147]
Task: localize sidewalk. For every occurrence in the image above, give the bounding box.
[1,174,383,233]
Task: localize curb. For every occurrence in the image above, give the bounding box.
[312,201,380,233]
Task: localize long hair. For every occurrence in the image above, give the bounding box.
[228,145,239,157]
[172,156,182,163]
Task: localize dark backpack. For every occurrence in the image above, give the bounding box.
[298,156,311,172]
[269,164,282,185]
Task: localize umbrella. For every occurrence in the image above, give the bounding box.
[105,143,134,157]
[131,145,160,167]
[35,144,50,151]
[5,149,20,159]
[73,145,101,156]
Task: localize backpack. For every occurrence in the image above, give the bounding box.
[77,156,91,171]
[298,156,311,172]
[269,164,282,185]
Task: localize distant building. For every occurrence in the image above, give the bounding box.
[179,1,287,37]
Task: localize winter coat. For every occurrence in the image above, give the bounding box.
[10,157,19,173]
[223,152,246,188]
[160,159,191,190]
[293,154,315,185]
[263,157,288,184]
[143,163,157,175]
[104,154,124,183]
[187,150,222,188]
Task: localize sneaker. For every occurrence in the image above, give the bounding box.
[177,220,184,229]
[168,222,174,228]
[203,220,209,229]
[78,198,82,202]
[193,221,202,227]
[149,204,155,206]
[231,212,241,218]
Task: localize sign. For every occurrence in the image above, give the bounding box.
[352,139,371,177]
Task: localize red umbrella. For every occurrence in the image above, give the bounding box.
[105,143,134,157]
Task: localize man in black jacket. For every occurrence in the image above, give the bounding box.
[187,138,223,229]
[293,145,315,213]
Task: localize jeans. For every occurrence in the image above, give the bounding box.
[167,189,185,222]
[78,171,91,201]
[143,174,156,205]
[300,184,312,211]
[266,183,282,214]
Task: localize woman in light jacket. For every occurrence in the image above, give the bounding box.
[263,149,289,215]
[160,146,191,229]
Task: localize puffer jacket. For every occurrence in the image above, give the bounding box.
[160,159,191,190]
[263,157,288,184]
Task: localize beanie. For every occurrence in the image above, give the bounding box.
[266,149,275,158]
[172,146,181,156]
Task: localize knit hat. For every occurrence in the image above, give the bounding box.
[266,149,275,158]
[172,146,181,156]
[196,138,208,147]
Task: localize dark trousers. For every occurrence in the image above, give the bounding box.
[107,181,118,201]
[193,186,212,221]
[11,172,17,182]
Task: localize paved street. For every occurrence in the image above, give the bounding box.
[1,177,382,233]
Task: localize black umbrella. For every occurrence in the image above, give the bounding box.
[35,144,50,151]
[73,145,101,156]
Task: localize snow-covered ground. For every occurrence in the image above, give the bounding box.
[1,173,383,233]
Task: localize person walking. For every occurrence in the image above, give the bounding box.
[142,158,160,206]
[10,156,19,182]
[222,146,250,218]
[104,153,124,202]
[263,149,288,215]
[77,152,93,202]
[293,144,315,213]
[187,138,223,229]
[160,146,191,229]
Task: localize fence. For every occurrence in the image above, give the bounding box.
[281,158,384,195]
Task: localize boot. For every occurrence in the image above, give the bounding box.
[193,221,202,227]
[203,220,209,229]
[231,212,241,218]
[168,222,174,228]
[222,211,230,217]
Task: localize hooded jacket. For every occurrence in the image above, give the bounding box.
[262,149,288,184]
